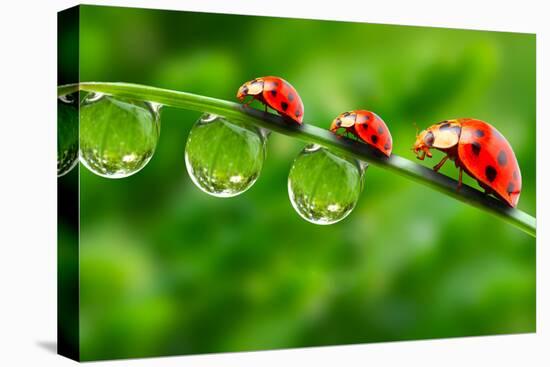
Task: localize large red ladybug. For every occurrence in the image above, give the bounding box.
[237,76,304,124]
[413,118,522,207]
[330,110,393,157]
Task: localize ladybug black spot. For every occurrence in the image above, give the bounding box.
[507,182,515,194]
[475,129,485,138]
[281,101,288,111]
[378,126,384,134]
[270,90,277,97]
[295,109,301,117]
[485,165,497,182]
[384,142,391,150]
[371,134,379,144]
[440,123,461,137]
[288,93,294,102]
[497,150,507,166]
[471,141,481,156]
[513,170,519,180]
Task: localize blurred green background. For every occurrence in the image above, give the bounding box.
[63,5,536,361]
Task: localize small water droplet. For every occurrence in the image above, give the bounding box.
[79,93,160,179]
[185,114,267,197]
[288,144,365,225]
[57,93,79,177]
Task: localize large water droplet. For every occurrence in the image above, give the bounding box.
[57,93,79,177]
[79,93,161,178]
[288,144,366,225]
[185,114,266,197]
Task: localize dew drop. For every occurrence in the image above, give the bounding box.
[185,114,266,197]
[79,93,161,179]
[288,144,366,225]
[57,93,79,177]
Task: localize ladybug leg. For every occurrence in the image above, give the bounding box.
[419,146,432,160]
[433,155,449,172]
[331,129,343,139]
[242,96,254,107]
[457,167,463,191]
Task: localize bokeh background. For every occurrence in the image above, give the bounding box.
[60,5,536,361]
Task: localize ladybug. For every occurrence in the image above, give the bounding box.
[330,110,393,157]
[413,118,522,207]
[237,76,304,124]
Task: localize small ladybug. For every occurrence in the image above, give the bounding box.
[413,118,522,207]
[237,76,304,124]
[330,110,393,157]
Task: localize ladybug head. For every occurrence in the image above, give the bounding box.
[330,117,343,133]
[236,79,264,101]
[330,112,356,134]
[413,128,434,160]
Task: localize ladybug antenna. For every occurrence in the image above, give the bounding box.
[412,122,419,136]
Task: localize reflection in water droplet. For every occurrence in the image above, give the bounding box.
[288,144,366,225]
[84,92,105,103]
[185,114,267,197]
[57,93,79,177]
[79,93,161,179]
